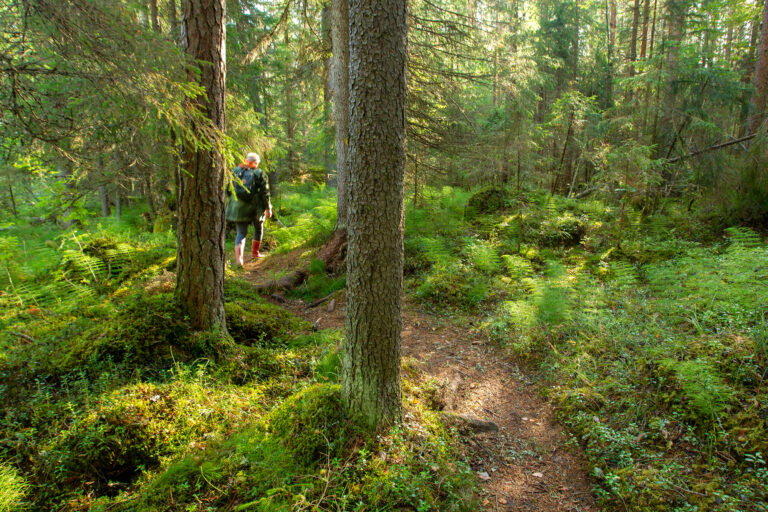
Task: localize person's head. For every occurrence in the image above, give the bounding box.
[245,152,260,167]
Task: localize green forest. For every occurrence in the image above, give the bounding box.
[1,0,767,510]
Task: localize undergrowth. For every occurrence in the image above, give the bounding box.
[406,185,767,511]
[1,193,476,511]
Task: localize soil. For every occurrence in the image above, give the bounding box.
[241,251,597,512]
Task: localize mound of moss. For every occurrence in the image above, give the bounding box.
[465,186,506,218]
[40,380,262,498]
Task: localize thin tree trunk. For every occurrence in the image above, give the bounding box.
[629,0,640,76]
[177,0,227,331]
[331,0,349,228]
[7,176,17,216]
[640,0,650,59]
[98,185,111,216]
[169,0,179,40]
[322,3,333,184]
[283,29,297,179]
[605,0,615,105]
[149,0,160,32]
[115,188,122,218]
[343,0,406,430]
[145,175,157,217]
[749,0,768,134]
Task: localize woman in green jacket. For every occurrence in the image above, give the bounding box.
[226,153,272,266]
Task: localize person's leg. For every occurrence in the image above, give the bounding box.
[234,222,249,265]
[251,219,264,257]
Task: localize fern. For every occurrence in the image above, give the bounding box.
[659,358,734,421]
[462,237,501,274]
[501,254,534,279]
[724,226,761,249]
[609,260,638,288]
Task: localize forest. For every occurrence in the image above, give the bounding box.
[1,0,767,510]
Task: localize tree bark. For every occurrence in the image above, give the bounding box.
[629,0,640,76]
[343,0,406,430]
[177,0,227,331]
[7,175,17,216]
[749,0,768,134]
[169,0,179,40]
[149,0,160,32]
[98,185,111,217]
[115,188,122,218]
[640,0,650,59]
[322,3,333,184]
[331,0,350,228]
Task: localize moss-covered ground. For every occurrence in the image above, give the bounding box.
[0,198,476,511]
[405,186,767,511]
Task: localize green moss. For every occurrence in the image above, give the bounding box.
[266,384,350,466]
[224,300,309,347]
[41,379,262,498]
[0,462,27,511]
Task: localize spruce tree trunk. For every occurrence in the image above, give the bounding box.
[629,0,640,76]
[749,0,768,134]
[343,0,407,430]
[640,0,650,59]
[331,0,349,228]
[169,0,179,40]
[177,0,227,331]
[99,185,111,217]
[115,188,122,218]
[149,0,160,32]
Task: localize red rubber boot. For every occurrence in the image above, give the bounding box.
[252,240,263,258]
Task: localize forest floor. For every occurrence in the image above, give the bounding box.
[242,251,596,512]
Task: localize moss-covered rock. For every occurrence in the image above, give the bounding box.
[465,186,506,218]
[41,380,261,497]
[266,383,350,466]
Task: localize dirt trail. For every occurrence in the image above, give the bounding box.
[242,254,596,512]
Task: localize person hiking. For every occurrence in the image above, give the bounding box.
[226,152,272,266]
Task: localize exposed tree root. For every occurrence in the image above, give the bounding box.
[254,228,347,293]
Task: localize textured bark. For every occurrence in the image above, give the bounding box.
[749,0,768,135]
[177,0,227,331]
[343,0,406,429]
[331,0,349,228]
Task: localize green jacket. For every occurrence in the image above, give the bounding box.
[225,165,271,223]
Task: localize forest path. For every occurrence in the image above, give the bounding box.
[242,254,596,512]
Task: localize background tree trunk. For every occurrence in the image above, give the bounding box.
[149,0,160,32]
[343,0,407,430]
[98,185,111,217]
[331,0,349,228]
[749,0,768,135]
[629,0,640,76]
[168,0,179,40]
[176,0,227,331]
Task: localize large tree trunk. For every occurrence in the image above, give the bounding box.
[749,0,768,135]
[331,0,350,228]
[177,0,227,331]
[343,0,406,430]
